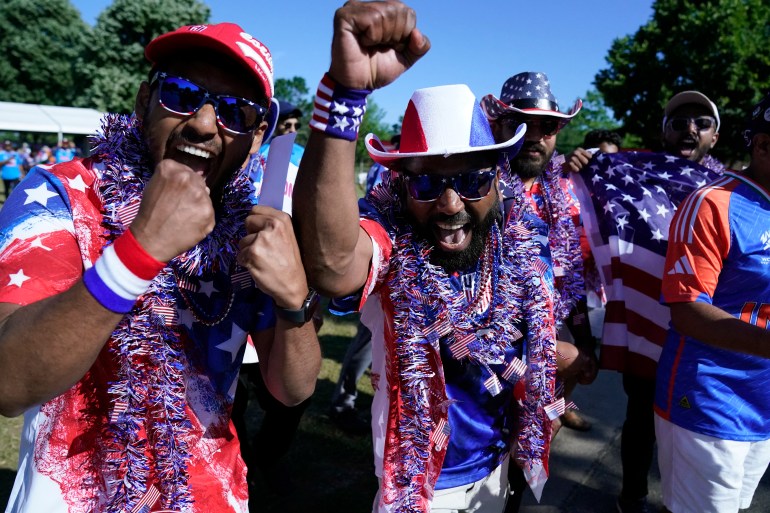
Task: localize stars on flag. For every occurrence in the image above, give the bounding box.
[215,322,247,363]
[67,175,89,193]
[8,269,30,287]
[23,183,58,207]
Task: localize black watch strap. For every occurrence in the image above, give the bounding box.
[274,289,320,324]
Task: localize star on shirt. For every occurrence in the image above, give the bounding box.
[24,183,58,207]
[30,237,52,251]
[67,175,88,193]
[216,322,248,363]
[8,269,30,287]
[198,280,217,298]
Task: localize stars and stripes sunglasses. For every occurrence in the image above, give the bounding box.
[402,169,497,202]
[150,72,268,134]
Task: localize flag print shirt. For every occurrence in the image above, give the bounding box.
[1,160,275,513]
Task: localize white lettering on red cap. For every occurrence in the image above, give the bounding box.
[188,25,207,33]
[239,32,273,73]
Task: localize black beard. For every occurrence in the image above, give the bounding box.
[510,142,551,180]
[410,197,502,275]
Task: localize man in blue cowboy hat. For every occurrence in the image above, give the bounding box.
[293,2,581,511]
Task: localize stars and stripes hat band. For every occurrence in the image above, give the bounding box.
[480,71,582,122]
[365,84,526,169]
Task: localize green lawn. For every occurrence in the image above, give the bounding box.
[0,311,378,512]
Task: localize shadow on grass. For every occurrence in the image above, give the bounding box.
[0,468,17,510]
[245,310,378,512]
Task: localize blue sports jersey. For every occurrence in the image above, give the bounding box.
[655,172,770,441]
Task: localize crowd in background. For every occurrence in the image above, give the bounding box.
[0,138,82,199]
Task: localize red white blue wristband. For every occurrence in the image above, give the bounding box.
[309,73,371,141]
[83,229,166,314]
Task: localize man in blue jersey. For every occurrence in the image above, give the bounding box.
[654,91,770,513]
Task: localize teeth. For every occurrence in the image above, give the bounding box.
[178,145,213,159]
[437,223,465,230]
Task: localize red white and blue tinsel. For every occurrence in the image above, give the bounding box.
[502,152,583,324]
[88,114,255,512]
[367,169,557,512]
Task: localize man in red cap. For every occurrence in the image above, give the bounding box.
[0,22,320,513]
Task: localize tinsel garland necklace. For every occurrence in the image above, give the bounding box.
[90,114,254,512]
[502,153,583,324]
[367,171,557,512]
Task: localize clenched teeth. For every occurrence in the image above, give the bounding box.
[436,222,466,230]
[178,145,213,159]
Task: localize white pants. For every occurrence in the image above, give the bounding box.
[655,414,770,513]
[373,457,510,513]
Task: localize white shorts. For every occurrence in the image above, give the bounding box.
[655,414,770,513]
[373,457,510,513]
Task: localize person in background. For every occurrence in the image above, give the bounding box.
[654,91,770,513]
[0,140,22,199]
[53,138,76,163]
[583,129,622,154]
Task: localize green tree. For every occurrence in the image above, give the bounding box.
[76,0,210,113]
[595,0,770,164]
[0,0,90,106]
[555,89,622,155]
[356,101,393,172]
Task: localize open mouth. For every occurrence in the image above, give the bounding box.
[433,221,471,252]
[676,139,698,158]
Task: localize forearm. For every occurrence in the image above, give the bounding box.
[0,282,122,416]
[293,132,364,294]
[671,301,770,358]
[256,321,321,406]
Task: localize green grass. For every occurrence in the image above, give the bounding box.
[0,311,377,512]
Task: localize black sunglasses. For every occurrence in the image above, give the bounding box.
[402,170,497,202]
[500,116,561,137]
[667,116,716,132]
[150,72,267,134]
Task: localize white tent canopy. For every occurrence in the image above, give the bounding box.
[0,101,106,144]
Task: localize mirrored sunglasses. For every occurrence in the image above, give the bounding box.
[668,116,716,132]
[150,72,267,134]
[403,170,497,202]
[501,116,561,137]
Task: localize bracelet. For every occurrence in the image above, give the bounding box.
[83,229,166,313]
[309,73,371,141]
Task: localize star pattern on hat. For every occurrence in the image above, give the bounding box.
[500,72,558,106]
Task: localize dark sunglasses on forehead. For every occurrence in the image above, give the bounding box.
[150,72,268,135]
[500,115,561,137]
[667,116,716,132]
[402,169,497,203]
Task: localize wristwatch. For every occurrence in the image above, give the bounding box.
[274,288,320,324]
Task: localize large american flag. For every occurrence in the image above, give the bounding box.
[570,151,724,379]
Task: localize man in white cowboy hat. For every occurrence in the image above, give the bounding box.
[293,2,573,511]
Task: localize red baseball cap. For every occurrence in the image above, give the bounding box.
[145,22,274,101]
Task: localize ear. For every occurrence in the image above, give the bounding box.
[248,120,268,154]
[134,81,151,122]
[709,131,720,149]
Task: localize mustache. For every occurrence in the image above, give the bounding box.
[431,211,473,226]
[520,141,546,155]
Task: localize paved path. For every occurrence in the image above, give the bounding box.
[519,370,770,512]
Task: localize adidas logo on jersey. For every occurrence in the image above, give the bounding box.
[667,255,694,275]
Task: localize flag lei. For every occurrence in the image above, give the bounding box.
[87,114,254,512]
[367,170,556,512]
[502,153,583,323]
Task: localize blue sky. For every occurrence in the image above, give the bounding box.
[72,0,655,126]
